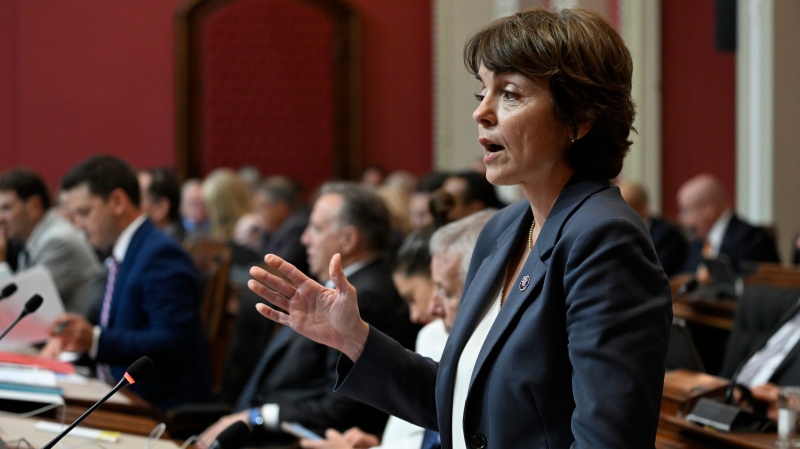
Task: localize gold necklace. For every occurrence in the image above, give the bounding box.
[528,218,536,252]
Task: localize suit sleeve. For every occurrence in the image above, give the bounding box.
[334,327,440,431]
[563,216,672,448]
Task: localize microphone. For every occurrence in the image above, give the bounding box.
[676,278,698,297]
[0,294,43,342]
[0,283,17,300]
[209,421,251,449]
[41,356,154,449]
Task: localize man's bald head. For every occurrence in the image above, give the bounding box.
[677,174,729,240]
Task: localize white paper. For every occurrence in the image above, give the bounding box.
[0,265,65,349]
[0,365,57,386]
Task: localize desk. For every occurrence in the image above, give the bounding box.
[659,370,778,449]
[658,414,777,449]
[0,415,178,449]
[673,296,736,330]
[58,375,161,419]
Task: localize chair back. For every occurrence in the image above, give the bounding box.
[184,236,233,343]
[667,318,706,373]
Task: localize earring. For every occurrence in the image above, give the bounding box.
[571,137,576,143]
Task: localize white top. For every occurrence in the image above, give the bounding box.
[451,287,502,449]
[706,210,733,257]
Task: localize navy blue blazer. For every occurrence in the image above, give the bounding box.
[336,178,672,448]
[96,219,211,410]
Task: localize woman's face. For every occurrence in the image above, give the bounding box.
[473,64,571,187]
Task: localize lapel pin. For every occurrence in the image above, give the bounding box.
[519,275,531,291]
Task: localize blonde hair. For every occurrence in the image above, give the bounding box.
[202,168,253,239]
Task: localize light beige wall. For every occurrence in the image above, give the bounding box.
[771,0,800,262]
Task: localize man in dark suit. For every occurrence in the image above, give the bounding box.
[618,181,687,276]
[45,155,211,411]
[197,181,417,448]
[677,174,779,274]
[728,296,800,420]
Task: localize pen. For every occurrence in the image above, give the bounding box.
[54,321,69,335]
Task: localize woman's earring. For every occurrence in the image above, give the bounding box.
[571,137,576,143]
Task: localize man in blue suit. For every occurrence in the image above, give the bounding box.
[46,155,211,411]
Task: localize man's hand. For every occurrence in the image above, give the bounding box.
[196,412,249,449]
[341,427,380,448]
[751,383,781,420]
[49,314,94,352]
[249,254,370,362]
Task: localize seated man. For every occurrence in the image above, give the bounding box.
[618,181,687,276]
[197,182,418,448]
[677,174,779,274]
[302,210,496,449]
[0,168,103,314]
[44,155,211,411]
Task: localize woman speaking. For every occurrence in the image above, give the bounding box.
[249,7,672,448]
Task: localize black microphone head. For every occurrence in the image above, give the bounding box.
[123,356,154,385]
[23,294,43,314]
[1,283,17,299]
[216,421,251,449]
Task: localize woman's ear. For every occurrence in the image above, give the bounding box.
[574,113,595,141]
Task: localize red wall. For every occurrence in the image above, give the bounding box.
[0,0,432,193]
[661,0,736,218]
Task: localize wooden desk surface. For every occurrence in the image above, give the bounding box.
[0,415,177,449]
[658,414,778,449]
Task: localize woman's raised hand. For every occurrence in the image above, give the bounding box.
[248,253,370,362]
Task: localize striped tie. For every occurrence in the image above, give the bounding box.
[99,257,119,328]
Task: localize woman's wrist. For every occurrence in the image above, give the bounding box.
[341,320,370,362]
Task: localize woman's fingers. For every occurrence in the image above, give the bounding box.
[248,278,291,312]
[255,302,290,326]
[264,254,310,287]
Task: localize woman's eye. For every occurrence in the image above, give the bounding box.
[474,93,485,102]
[502,90,518,100]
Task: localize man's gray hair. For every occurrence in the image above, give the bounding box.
[319,181,392,253]
[430,209,496,282]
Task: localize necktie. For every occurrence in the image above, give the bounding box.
[99,257,120,328]
[702,240,713,258]
[420,429,441,449]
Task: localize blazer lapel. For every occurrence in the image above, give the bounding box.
[436,208,527,427]
[106,220,151,328]
[466,178,610,391]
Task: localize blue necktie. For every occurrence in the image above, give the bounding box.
[234,326,295,411]
[420,429,441,449]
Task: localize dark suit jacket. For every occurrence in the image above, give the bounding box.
[682,214,780,274]
[721,285,800,385]
[243,258,418,439]
[335,178,672,448]
[649,216,688,277]
[97,219,211,411]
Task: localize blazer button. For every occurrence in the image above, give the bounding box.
[470,435,487,449]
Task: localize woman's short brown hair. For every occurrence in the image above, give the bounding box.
[464,7,634,179]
